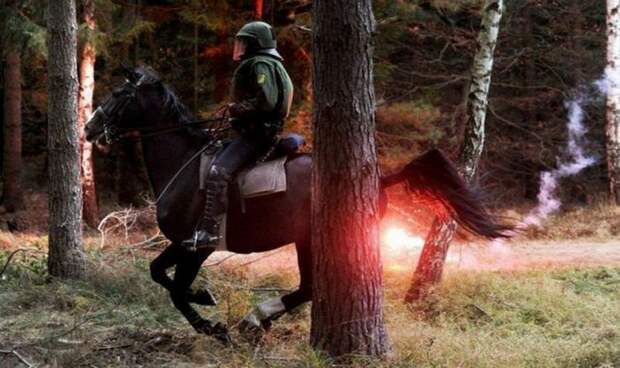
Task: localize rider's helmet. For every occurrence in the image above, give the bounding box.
[233,21,282,61]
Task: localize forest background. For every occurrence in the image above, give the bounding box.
[1,1,620,367]
[1,0,613,221]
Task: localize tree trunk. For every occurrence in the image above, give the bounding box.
[255,0,264,19]
[405,215,457,302]
[310,0,390,358]
[2,48,24,212]
[407,0,504,302]
[78,0,99,228]
[607,0,620,205]
[47,0,86,279]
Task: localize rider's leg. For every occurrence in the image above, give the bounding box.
[182,136,261,249]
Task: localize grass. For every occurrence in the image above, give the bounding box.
[1,246,619,368]
[518,203,620,241]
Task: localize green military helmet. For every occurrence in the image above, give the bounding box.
[236,21,277,49]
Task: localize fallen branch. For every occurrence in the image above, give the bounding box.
[0,248,42,280]
[0,349,34,368]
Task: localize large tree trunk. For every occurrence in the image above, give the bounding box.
[607,0,620,205]
[407,0,504,303]
[2,48,24,212]
[47,0,86,279]
[78,0,99,228]
[310,0,390,358]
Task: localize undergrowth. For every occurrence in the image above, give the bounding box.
[0,249,618,367]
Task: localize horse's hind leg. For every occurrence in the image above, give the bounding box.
[240,238,312,335]
[169,248,231,343]
[150,243,216,305]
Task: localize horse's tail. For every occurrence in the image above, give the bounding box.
[381,149,512,239]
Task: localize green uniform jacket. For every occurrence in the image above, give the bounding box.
[230,53,294,136]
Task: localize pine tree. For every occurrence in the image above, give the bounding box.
[311,0,390,357]
[47,0,86,279]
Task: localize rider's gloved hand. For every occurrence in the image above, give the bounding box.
[228,101,256,119]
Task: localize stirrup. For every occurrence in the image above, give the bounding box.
[182,230,221,251]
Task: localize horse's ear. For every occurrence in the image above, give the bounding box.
[120,62,141,84]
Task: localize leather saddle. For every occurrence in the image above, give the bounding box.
[199,133,305,199]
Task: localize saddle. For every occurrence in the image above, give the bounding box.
[199,133,305,199]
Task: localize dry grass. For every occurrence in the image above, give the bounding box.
[1,240,619,368]
[518,203,620,241]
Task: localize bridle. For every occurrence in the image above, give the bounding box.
[92,76,231,204]
[93,78,229,144]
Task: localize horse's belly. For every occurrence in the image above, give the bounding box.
[224,191,302,253]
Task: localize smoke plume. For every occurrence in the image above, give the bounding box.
[452,72,615,269]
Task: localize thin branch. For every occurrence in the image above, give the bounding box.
[238,248,288,267]
[205,253,237,267]
[0,248,43,280]
[0,349,34,368]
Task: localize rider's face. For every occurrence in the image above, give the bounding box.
[233,38,247,61]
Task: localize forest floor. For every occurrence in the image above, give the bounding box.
[0,202,619,367]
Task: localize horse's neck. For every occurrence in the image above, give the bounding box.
[140,127,202,197]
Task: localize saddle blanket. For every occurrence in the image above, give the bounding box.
[199,153,288,199]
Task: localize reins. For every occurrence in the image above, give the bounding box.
[103,114,230,143]
[153,133,226,205]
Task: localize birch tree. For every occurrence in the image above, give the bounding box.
[607,0,620,205]
[48,0,86,279]
[311,0,390,358]
[78,0,99,228]
[407,0,504,302]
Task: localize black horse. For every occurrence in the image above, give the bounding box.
[85,66,510,343]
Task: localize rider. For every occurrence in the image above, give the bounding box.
[183,21,294,249]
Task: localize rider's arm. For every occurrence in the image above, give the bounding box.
[229,62,278,119]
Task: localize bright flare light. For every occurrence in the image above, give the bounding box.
[382,227,424,252]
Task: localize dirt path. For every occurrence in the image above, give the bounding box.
[204,238,620,274]
[441,239,620,271]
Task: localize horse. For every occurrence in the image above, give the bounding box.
[84,66,511,343]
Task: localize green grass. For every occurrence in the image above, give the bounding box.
[0,249,618,367]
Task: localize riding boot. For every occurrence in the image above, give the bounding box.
[182,168,230,250]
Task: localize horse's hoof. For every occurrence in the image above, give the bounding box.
[190,289,217,306]
[195,320,232,345]
[212,322,233,346]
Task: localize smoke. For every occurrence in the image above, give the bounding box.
[451,72,616,270]
[522,93,598,227]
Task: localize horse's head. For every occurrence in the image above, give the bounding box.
[85,65,168,145]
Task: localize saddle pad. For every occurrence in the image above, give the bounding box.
[237,156,288,199]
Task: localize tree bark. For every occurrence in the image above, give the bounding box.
[78,0,99,228]
[607,0,620,205]
[2,48,24,212]
[407,0,504,303]
[47,0,86,279]
[311,0,390,358]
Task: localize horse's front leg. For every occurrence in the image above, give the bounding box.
[150,243,217,305]
[169,248,231,344]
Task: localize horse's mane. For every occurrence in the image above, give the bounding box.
[135,66,199,130]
